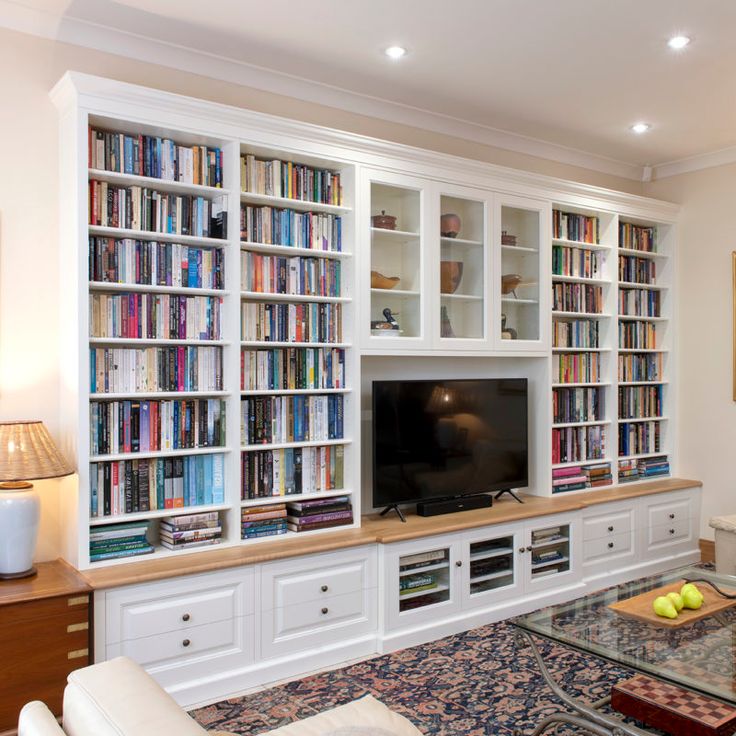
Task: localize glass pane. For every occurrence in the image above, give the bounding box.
[530,524,571,578]
[370,183,421,338]
[399,547,451,612]
[439,196,485,340]
[469,535,514,595]
[500,206,540,341]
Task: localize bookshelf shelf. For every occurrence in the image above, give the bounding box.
[241,489,351,507]
[240,291,351,304]
[552,347,611,353]
[619,281,668,291]
[619,247,667,259]
[502,244,538,254]
[88,168,229,198]
[618,416,668,423]
[371,227,420,240]
[240,241,350,259]
[370,288,419,297]
[88,225,227,248]
[399,583,450,601]
[502,297,538,305]
[90,447,230,462]
[618,314,666,322]
[618,348,669,353]
[240,388,350,396]
[440,293,483,302]
[552,311,609,319]
[441,236,482,247]
[552,382,612,388]
[618,381,669,386]
[89,282,227,297]
[90,391,230,400]
[90,503,231,526]
[241,438,351,452]
[552,275,611,286]
[89,338,229,347]
[240,341,351,348]
[552,237,610,252]
[552,420,610,429]
[240,190,352,215]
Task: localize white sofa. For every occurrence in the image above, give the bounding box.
[18,657,422,736]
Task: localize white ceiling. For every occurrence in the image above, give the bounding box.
[5,0,736,179]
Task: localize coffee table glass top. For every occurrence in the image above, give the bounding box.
[512,566,736,704]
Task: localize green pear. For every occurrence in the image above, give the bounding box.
[680,583,701,598]
[653,595,678,619]
[681,587,704,610]
[666,592,684,612]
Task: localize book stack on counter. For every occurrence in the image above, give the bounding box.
[159,512,221,550]
[532,547,565,567]
[552,462,612,493]
[285,495,353,533]
[89,521,153,562]
[638,456,670,479]
[399,572,437,596]
[241,503,287,540]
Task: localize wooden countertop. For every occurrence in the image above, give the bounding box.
[81,477,702,590]
[0,559,91,606]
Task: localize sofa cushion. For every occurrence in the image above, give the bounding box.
[261,695,422,736]
[62,657,208,736]
[18,701,66,736]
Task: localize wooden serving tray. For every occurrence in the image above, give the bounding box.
[609,580,736,628]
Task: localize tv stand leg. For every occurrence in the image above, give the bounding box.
[494,489,524,504]
[379,504,407,523]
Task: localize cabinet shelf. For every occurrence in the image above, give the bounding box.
[240,341,351,348]
[90,391,229,400]
[552,275,611,286]
[618,416,668,423]
[240,190,351,214]
[618,348,668,353]
[441,236,482,246]
[89,503,231,526]
[440,293,483,302]
[399,583,449,601]
[399,561,450,576]
[240,388,351,396]
[552,420,610,429]
[89,337,228,346]
[618,451,668,460]
[469,547,513,562]
[552,311,609,319]
[552,382,612,388]
[240,241,351,259]
[88,168,229,198]
[241,438,352,452]
[531,556,570,571]
[552,458,610,469]
[552,347,611,353]
[469,570,514,584]
[531,536,570,550]
[240,291,351,304]
[619,281,667,291]
[618,247,668,259]
[370,288,419,297]
[502,244,538,254]
[502,297,538,305]
[89,282,227,297]
[617,381,668,386]
[553,237,610,252]
[241,489,351,507]
[90,446,230,462]
[89,225,227,248]
[371,227,419,240]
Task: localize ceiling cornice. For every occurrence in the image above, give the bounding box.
[652,145,736,180]
[1,0,652,182]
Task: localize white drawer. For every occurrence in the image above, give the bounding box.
[261,589,377,660]
[106,568,254,644]
[649,517,692,547]
[107,615,254,688]
[583,509,635,541]
[583,531,634,564]
[648,498,692,528]
[261,545,377,611]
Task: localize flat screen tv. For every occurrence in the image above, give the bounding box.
[372,378,528,509]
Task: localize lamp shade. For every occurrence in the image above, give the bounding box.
[0,421,74,481]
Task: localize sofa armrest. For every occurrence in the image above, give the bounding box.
[18,701,66,736]
[62,657,208,736]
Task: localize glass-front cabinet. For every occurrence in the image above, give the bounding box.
[522,515,580,594]
[494,194,550,350]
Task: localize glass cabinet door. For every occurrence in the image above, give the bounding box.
[398,546,452,614]
[495,195,549,350]
[437,191,489,346]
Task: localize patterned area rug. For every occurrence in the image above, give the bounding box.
[191,620,643,735]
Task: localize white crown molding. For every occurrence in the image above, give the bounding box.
[50,71,680,223]
[652,145,736,180]
[2,0,647,182]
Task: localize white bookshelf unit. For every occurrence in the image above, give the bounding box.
[53,73,679,570]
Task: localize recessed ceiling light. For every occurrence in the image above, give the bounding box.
[631,122,651,134]
[667,35,691,50]
[384,46,407,60]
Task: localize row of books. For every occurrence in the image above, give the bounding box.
[532,525,567,545]
[89,181,226,239]
[552,245,602,279]
[553,209,600,244]
[618,385,663,419]
[618,255,656,285]
[241,503,287,539]
[240,206,342,252]
[552,462,612,493]
[532,548,565,566]
[90,346,223,394]
[89,237,225,290]
[160,512,222,550]
[240,302,342,343]
[240,394,344,445]
[619,421,661,457]
[89,521,153,562]
[240,154,343,206]
[399,549,447,572]
[552,283,603,314]
[619,322,657,350]
[400,572,437,595]
[241,445,344,498]
[553,387,604,424]
[90,398,226,455]
[241,252,341,297]
[620,222,656,252]
[241,347,345,391]
[619,456,669,483]
[619,289,661,318]
[618,353,663,383]
[90,293,222,340]
[552,319,599,348]
[552,425,606,465]
[284,496,353,533]
[89,127,223,187]
[89,454,225,517]
[553,352,601,384]
[470,554,511,579]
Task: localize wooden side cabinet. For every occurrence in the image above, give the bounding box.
[0,560,91,732]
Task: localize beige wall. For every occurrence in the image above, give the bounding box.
[0,26,650,562]
[645,165,736,539]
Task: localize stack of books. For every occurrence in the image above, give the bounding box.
[532,548,564,566]
[89,521,153,562]
[285,495,353,533]
[618,458,639,483]
[638,456,670,479]
[241,504,287,539]
[582,462,613,487]
[399,572,437,596]
[552,466,588,493]
[159,512,221,550]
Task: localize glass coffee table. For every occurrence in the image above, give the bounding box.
[512,566,736,736]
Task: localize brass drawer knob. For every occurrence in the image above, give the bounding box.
[182,639,191,647]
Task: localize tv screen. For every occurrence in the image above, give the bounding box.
[372,378,528,508]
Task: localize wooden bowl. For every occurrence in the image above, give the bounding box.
[371,271,401,290]
[501,274,522,295]
[440,261,463,294]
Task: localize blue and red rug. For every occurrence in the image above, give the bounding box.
[191,619,639,735]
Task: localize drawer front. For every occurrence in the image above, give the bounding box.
[648,498,692,529]
[583,531,634,565]
[649,517,692,547]
[106,568,253,644]
[261,545,377,612]
[107,615,254,688]
[583,509,635,541]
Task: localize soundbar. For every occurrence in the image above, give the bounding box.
[416,494,492,517]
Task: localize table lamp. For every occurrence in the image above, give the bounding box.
[0,421,74,579]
